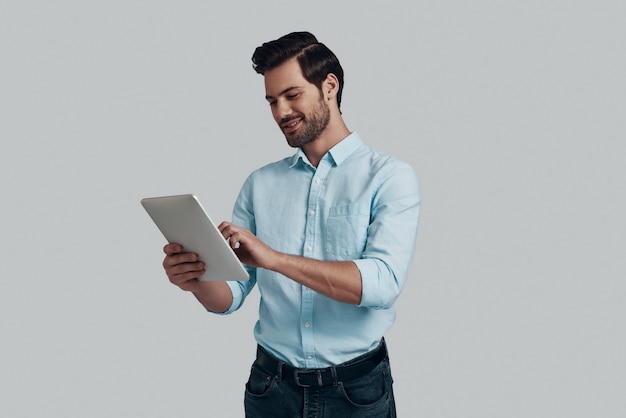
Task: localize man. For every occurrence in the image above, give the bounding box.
[163,31,420,417]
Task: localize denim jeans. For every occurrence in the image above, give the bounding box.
[244,352,397,418]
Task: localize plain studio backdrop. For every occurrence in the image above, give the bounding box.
[1,1,624,417]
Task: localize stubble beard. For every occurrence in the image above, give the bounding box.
[284,96,331,148]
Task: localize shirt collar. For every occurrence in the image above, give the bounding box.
[288,132,363,168]
[327,132,363,166]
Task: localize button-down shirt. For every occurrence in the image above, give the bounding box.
[222,132,420,368]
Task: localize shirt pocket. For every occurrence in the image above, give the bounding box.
[325,203,370,259]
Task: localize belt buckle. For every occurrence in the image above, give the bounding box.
[294,369,323,387]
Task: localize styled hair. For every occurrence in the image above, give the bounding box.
[252,31,344,109]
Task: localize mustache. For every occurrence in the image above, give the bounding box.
[279,114,304,125]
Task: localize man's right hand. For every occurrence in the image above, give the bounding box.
[161,243,234,312]
[162,243,206,292]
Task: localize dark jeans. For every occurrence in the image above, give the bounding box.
[244,346,397,418]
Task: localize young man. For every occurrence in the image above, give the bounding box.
[163,31,420,417]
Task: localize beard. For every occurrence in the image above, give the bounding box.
[282,95,331,148]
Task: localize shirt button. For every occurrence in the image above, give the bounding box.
[306,355,313,360]
[306,246,312,252]
[309,210,315,216]
[315,178,321,184]
[304,322,310,328]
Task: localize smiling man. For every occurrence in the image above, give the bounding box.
[264,57,336,153]
[162,31,421,417]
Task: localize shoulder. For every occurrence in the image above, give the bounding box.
[352,143,418,181]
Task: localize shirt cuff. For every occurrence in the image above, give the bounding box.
[205,280,243,315]
[353,258,386,308]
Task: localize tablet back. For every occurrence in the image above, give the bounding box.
[141,194,250,282]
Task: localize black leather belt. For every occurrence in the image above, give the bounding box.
[254,340,388,387]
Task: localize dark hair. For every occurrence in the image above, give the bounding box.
[252,31,344,109]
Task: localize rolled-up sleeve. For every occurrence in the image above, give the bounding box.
[207,175,258,315]
[356,161,421,309]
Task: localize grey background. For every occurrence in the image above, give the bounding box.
[1,1,624,417]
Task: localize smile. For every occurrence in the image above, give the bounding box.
[282,117,303,133]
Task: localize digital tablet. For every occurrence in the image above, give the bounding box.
[141,194,250,281]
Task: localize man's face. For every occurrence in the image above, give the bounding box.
[264,58,330,148]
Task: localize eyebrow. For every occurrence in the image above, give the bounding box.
[265,86,301,101]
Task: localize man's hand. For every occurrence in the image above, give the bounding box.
[218,222,279,270]
[162,243,234,312]
[162,243,206,292]
[218,221,362,305]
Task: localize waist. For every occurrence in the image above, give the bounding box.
[254,339,389,387]
[252,303,396,367]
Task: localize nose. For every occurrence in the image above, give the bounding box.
[273,99,292,121]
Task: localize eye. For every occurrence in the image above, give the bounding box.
[287,93,300,100]
[268,100,277,107]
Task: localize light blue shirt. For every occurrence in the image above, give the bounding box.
[221,132,420,368]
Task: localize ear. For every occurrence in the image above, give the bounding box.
[322,73,340,101]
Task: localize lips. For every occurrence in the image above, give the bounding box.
[281,117,303,134]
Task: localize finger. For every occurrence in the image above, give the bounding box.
[219,223,237,241]
[163,243,183,255]
[228,231,243,249]
[169,267,206,286]
[163,252,199,268]
[217,221,231,233]
[167,261,205,281]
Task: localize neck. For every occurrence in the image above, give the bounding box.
[301,116,350,167]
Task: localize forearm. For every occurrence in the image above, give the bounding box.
[190,280,234,313]
[271,252,362,305]
[219,221,362,304]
